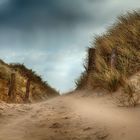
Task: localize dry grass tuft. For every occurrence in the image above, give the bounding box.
[117,81,140,107]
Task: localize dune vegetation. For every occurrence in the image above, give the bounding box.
[0,60,59,103]
[76,11,140,106]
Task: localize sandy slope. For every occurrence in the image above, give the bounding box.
[0,91,140,140]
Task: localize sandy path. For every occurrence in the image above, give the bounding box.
[0,91,140,140]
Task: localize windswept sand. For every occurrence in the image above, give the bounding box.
[0,91,140,140]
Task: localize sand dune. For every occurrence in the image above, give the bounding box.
[0,91,140,140]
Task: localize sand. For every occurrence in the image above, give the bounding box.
[0,91,140,140]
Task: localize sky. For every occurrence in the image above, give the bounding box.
[0,0,139,93]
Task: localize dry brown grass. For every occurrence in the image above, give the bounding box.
[0,61,59,103]
[76,11,140,93]
[116,80,140,107]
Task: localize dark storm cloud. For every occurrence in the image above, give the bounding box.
[0,0,139,30]
[0,0,113,32]
[0,0,95,29]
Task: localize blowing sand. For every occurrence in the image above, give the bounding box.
[0,91,140,140]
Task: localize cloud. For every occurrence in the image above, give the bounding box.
[0,0,93,30]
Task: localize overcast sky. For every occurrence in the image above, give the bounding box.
[0,0,139,93]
